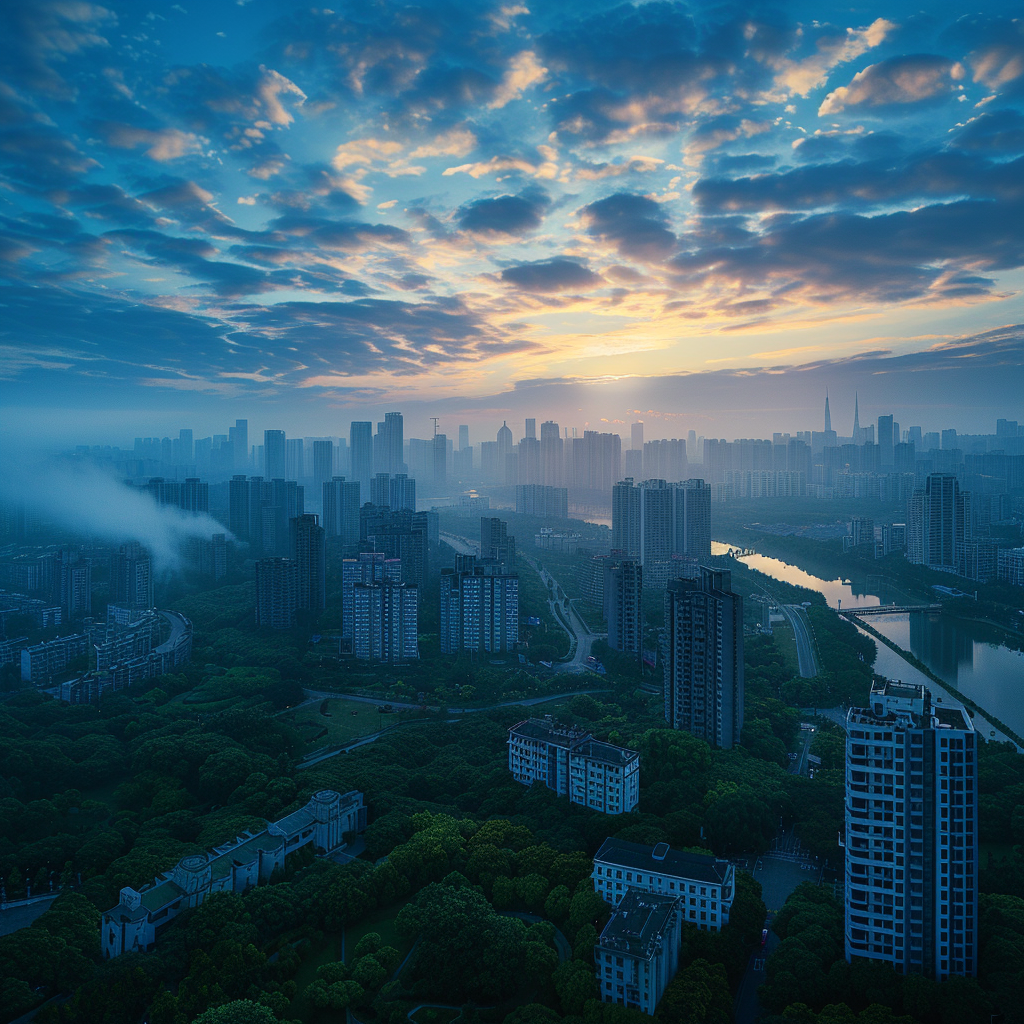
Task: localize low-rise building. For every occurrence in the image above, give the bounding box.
[592,838,735,930]
[101,790,365,958]
[595,890,682,1015]
[508,717,640,814]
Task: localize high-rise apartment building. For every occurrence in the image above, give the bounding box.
[352,581,418,661]
[389,473,416,512]
[350,422,373,496]
[906,474,972,572]
[516,484,568,518]
[264,429,286,479]
[480,516,515,565]
[322,476,361,545]
[254,557,298,630]
[341,552,402,640]
[540,420,563,487]
[524,418,536,441]
[290,513,326,613]
[604,558,642,655]
[110,542,153,611]
[663,567,743,749]
[631,422,644,451]
[844,680,977,978]
[311,439,334,487]
[382,411,404,475]
[229,419,248,471]
[459,424,470,451]
[612,479,641,557]
[612,478,712,572]
[440,563,519,654]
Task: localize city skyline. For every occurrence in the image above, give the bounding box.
[1,0,1022,443]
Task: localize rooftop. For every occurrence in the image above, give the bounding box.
[139,879,183,913]
[594,837,731,886]
[509,717,589,747]
[574,738,639,766]
[598,890,680,959]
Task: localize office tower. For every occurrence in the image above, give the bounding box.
[389,474,416,512]
[312,440,334,488]
[604,558,642,654]
[432,433,447,491]
[254,557,298,629]
[579,430,622,492]
[496,421,513,478]
[382,411,404,475]
[350,422,373,495]
[359,507,430,589]
[941,428,957,450]
[612,478,641,557]
[624,449,643,478]
[845,680,977,978]
[852,393,861,443]
[109,542,153,611]
[459,424,470,450]
[595,889,682,1014]
[285,438,304,480]
[322,476,361,545]
[264,430,286,479]
[877,415,894,469]
[180,478,209,515]
[439,563,519,653]
[524,418,536,441]
[631,422,644,451]
[352,580,418,661]
[663,567,743,750]
[674,478,711,560]
[643,439,687,482]
[268,478,304,556]
[341,551,402,640]
[541,420,563,487]
[480,517,515,565]
[229,419,248,471]
[371,472,391,507]
[824,391,831,433]
[894,441,916,475]
[907,474,972,571]
[515,484,569,518]
[996,418,1019,438]
[291,513,326,612]
[518,436,541,484]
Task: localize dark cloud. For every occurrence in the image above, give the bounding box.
[500,258,603,292]
[579,193,677,261]
[457,188,550,237]
[950,110,1024,153]
[819,55,963,115]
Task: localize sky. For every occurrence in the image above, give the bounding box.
[0,0,1022,444]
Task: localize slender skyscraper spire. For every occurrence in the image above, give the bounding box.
[853,392,860,442]
[824,390,831,433]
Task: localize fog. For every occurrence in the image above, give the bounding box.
[1,458,233,571]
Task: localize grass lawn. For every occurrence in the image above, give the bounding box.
[286,698,431,749]
[345,900,413,962]
[288,935,343,1021]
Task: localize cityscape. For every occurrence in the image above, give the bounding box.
[1,0,1023,1022]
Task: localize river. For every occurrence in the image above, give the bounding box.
[712,541,1024,742]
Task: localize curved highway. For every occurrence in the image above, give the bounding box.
[780,604,820,678]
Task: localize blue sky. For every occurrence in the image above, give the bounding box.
[0,0,1022,443]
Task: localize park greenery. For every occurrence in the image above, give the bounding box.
[0,512,1022,1024]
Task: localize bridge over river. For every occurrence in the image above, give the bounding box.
[841,604,942,616]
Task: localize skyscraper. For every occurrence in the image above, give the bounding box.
[459,424,470,450]
[432,433,447,491]
[352,581,418,661]
[844,680,977,978]
[389,473,416,512]
[264,429,286,480]
[230,419,248,472]
[312,439,334,488]
[541,420,563,487]
[631,421,644,451]
[480,516,515,565]
[229,475,250,540]
[824,391,831,433]
[612,478,641,557]
[906,474,972,572]
[878,415,894,469]
[852,394,861,444]
[524,418,536,441]
[604,558,642,655]
[663,567,743,749]
[322,476,361,545]
[350,421,373,496]
[291,513,326,612]
[254,557,298,629]
[496,421,513,483]
[439,563,519,654]
[110,542,153,611]
[341,552,402,640]
[382,411,404,475]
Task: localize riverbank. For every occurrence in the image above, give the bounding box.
[846,614,1023,750]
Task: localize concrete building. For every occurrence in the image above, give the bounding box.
[844,680,978,978]
[322,476,361,545]
[290,513,326,613]
[480,516,516,566]
[604,558,642,655]
[21,633,90,683]
[439,562,519,654]
[663,567,743,750]
[102,790,365,958]
[592,838,735,929]
[595,890,682,1015]
[110,542,153,611]
[516,484,568,519]
[996,546,1024,586]
[508,718,640,814]
[254,557,298,630]
[264,429,286,480]
[352,581,418,662]
[341,552,402,641]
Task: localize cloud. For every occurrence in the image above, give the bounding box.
[500,258,603,292]
[489,50,547,108]
[97,122,207,161]
[950,109,1024,153]
[457,187,550,237]
[819,55,964,115]
[970,36,1024,91]
[579,193,677,262]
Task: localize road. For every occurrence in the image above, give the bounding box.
[789,725,815,776]
[781,604,820,677]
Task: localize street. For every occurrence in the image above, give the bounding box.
[781,604,820,677]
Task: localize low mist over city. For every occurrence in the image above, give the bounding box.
[0,1,1022,1023]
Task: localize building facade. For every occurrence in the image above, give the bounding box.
[352,581,418,661]
[604,558,642,655]
[663,567,744,749]
[439,563,519,654]
[595,890,682,1015]
[254,557,298,630]
[592,838,734,930]
[507,718,640,814]
[844,680,978,978]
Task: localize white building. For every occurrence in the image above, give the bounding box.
[507,718,639,814]
[595,890,682,1015]
[845,680,977,978]
[102,790,365,958]
[592,838,734,930]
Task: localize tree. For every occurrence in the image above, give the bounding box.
[354,932,382,957]
[656,958,731,1023]
[191,999,278,1024]
[553,958,596,1016]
